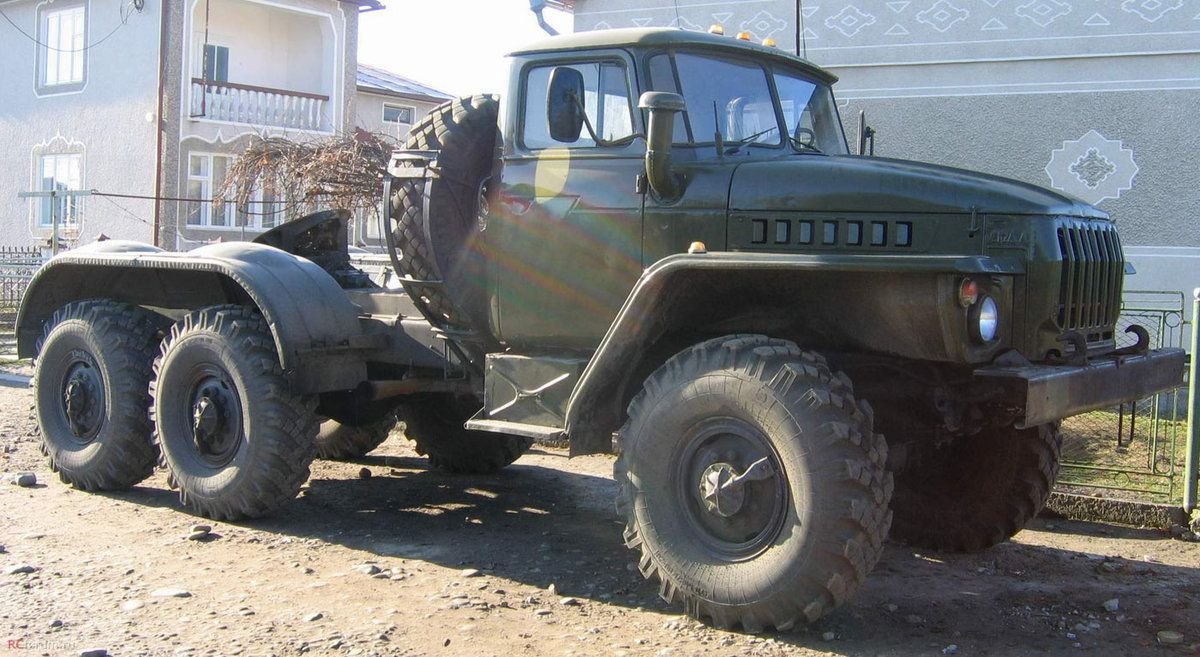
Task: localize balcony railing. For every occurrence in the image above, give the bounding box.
[190,78,329,132]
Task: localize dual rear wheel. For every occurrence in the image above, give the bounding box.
[34,301,527,519]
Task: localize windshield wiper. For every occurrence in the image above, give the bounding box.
[787,136,824,154]
[724,127,778,154]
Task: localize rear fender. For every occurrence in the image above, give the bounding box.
[563,251,1023,455]
[16,240,367,393]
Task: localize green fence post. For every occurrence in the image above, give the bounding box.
[1186,288,1199,512]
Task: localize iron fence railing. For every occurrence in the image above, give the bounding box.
[0,246,42,334]
[1057,290,1191,504]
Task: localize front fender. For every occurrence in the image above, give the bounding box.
[563,251,1023,455]
[17,241,367,393]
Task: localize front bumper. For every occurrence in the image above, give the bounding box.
[974,348,1187,428]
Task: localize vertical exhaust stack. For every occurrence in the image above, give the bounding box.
[638,92,687,201]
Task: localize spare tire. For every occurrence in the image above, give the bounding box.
[390,95,499,343]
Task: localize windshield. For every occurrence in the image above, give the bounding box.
[647,51,848,155]
[773,71,848,155]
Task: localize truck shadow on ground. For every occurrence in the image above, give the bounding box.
[98,447,1200,654]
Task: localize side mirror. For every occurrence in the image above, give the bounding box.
[857,109,876,156]
[637,92,686,200]
[547,67,585,143]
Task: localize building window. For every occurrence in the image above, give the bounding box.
[41,5,86,89]
[186,154,235,227]
[382,103,414,125]
[237,180,289,230]
[186,154,289,230]
[203,44,229,83]
[38,153,83,228]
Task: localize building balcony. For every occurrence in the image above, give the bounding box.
[184,0,340,134]
[190,79,329,132]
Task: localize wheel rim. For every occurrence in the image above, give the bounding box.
[59,349,105,443]
[674,418,788,561]
[186,365,244,468]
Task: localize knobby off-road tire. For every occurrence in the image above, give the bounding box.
[389,94,500,336]
[399,396,532,474]
[889,422,1062,552]
[33,300,162,490]
[151,305,319,520]
[615,335,893,631]
[315,415,398,460]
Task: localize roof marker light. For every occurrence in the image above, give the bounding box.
[708,24,725,35]
[761,37,777,47]
[735,31,752,41]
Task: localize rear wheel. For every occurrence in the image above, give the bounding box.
[151,305,319,520]
[615,335,892,631]
[889,422,1061,552]
[399,396,531,474]
[33,300,162,490]
[315,415,398,460]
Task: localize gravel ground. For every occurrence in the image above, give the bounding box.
[1,378,1198,657]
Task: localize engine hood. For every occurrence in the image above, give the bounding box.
[728,155,1107,219]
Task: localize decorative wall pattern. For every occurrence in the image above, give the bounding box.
[1045,130,1140,206]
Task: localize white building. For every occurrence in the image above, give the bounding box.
[0,0,447,251]
[355,63,451,141]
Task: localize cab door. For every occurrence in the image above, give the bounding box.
[489,52,645,350]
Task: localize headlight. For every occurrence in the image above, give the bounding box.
[970,296,999,343]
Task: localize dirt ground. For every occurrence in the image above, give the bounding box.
[1,378,1198,657]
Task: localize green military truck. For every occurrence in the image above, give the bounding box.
[17,28,1185,631]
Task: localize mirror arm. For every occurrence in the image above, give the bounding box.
[570,93,605,145]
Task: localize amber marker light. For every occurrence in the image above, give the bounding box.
[761,37,777,47]
[708,24,725,35]
[688,241,708,254]
[736,31,752,40]
[958,278,980,307]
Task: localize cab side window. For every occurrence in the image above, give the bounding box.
[523,62,634,149]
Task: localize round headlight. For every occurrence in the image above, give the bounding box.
[972,296,999,343]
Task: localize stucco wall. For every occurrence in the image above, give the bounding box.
[160,0,360,250]
[0,0,163,248]
[353,90,442,140]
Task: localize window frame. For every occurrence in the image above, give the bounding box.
[202,44,230,83]
[643,48,786,150]
[36,152,84,229]
[185,153,236,229]
[381,103,415,126]
[516,55,639,153]
[37,2,88,94]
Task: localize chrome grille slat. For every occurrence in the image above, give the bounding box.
[1056,220,1123,337]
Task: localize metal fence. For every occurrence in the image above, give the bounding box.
[1057,291,1191,504]
[0,246,41,338]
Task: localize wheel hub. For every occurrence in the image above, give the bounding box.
[698,457,776,518]
[677,420,788,560]
[190,378,240,466]
[61,355,104,440]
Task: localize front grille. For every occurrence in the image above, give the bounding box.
[1056,220,1123,337]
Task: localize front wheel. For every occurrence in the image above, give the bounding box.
[889,422,1061,552]
[615,335,892,631]
[151,306,319,520]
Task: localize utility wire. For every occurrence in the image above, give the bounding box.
[0,1,136,54]
[89,190,367,218]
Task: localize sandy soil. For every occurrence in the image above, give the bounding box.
[1,379,1198,657]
